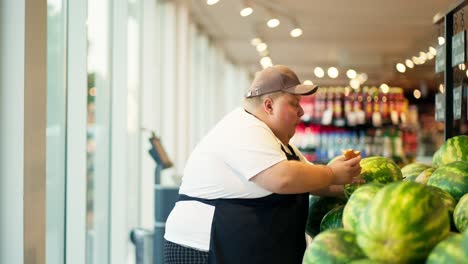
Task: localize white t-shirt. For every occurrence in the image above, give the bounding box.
[164,107,307,251]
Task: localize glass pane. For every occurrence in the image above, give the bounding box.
[86,0,111,263]
[46,1,66,263]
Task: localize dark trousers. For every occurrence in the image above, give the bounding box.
[164,239,209,264]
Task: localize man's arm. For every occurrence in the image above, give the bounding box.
[310,185,345,198]
[251,156,361,194]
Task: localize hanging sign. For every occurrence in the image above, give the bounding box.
[435,93,445,122]
[435,44,446,73]
[453,86,462,120]
[452,30,466,67]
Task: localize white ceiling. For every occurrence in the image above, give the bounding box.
[187,0,454,90]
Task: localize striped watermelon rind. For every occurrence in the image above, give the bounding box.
[303,228,365,264]
[349,259,384,264]
[426,234,464,264]
[414,167,436,185]
[306,196,346,237]
[320,205,344,232]
[432,135,468,167]
[427,161,468,201]
[344,156,402,198]
[356,181,450,263]
[454,193,468,232]
[463,229,468,259]
[427,186,457,231]
[401,163,431,181]
[342,183,384,232]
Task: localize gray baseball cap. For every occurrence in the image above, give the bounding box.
[245,65,319,98]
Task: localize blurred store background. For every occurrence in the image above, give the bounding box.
[1,0,467,264]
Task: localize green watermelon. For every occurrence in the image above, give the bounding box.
[306,196,346,237]
[342,183,384,232]
[454,193,468,232]
[427,186,457,231]
[356,181,450,263]
[303,228,365,264]
[432,135,468,167]
[463,229,468,259]
[320,205,344,232]
[349,259,383,264]
[401,162,431,181]
[414,167,436,185]
[426,234,464,264]
[344,156,402,198]
[427,161,468,201]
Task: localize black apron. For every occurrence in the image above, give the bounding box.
[178,145,309,264]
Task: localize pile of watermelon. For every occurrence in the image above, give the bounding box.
[303,135,468,264]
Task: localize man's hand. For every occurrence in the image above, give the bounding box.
[327,155,362,185]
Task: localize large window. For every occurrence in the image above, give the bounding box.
[46,1,67,263]
[86,0,112,263]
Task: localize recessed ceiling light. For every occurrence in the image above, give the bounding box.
[267,18,280,28]
[290,28,303,37]
[206,0,220,6]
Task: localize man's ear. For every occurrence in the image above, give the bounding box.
[263,97,274,115]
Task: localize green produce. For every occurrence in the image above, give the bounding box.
[303,228,365,264]
[414,167,436,185]
[356,181,450,263]
[427,161,468,201]
[454,193,468,232]
[320,205,344,232]
[305,196,346,237]
[344,156,402,198]
[432,135,468,167]
[426,234,464,264]
[427,186,457,231]
[463,229,468,259]
[342,183,384,232]
[401,162,431,181]
[349,259,383,264]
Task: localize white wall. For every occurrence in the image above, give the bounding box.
[0,0,48,263]
[65,1,88,264]
[0,1,26,263]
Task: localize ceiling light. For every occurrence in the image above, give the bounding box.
[380,84,390,94]
[327,67,339,78]
[429,46,437,55]
[426,52,434,60]
[250,38,262,46]
[240,7,253,17]
[303,80,313,85]
[459,64,466,70]
[346,69,357,79]
[438,36,445,45]
[206,0,220,5]
[260,56,273,68]
[258,49,269,57]
[396,63,406,73]
[314,67,324,78]
[413,89,421,99]
[350,79,360,89]
[256,43,268,53]
[290,28,303,38]
[358,73,368,84]
[419,52,427,63]
[267,18,280,28]
[405,59,414,68]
